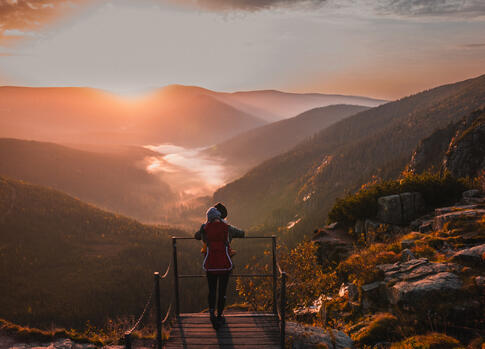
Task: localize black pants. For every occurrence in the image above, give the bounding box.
[207,272,230,315]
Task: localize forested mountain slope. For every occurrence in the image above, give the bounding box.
[204,105,369,176]
[0,177,208,330]
[214,74,485,239]
[0,138,173,222]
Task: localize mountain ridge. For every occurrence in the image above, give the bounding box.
[214,73,485,239]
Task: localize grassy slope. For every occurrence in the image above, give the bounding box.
[214,74,485,240]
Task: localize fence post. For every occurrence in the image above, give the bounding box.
[272,235,277,316]
[154,272,162,349]
[280,272,286,349]
[172,237,180,316]
[124,332,131,349]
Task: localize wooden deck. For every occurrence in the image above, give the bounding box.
[165,312,282,349]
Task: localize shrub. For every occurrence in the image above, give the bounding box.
[328,171,475,227]
[390,333,463,349]
[336,244,399,286]
[236,241,337,313]
[352,313,401,345]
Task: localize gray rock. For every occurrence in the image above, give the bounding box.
[419,221,433,233]
[361,281,386,310]
[451,244,485,266]
[400,240,415,249]
[354,220,365,236]
[400,248,415,261]
[377,192,425,225]
[389,272,462,305]
[377,258,455,284]
[287,322,353,349]
[435,205,478,215]
[475,276,485,293]
[433,209,485,231]
[444,109,485,178]
[463,189,481,198]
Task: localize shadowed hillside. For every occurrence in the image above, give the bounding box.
[204,104,369,177]
[0,176,208,329]
[0,138,175,222]
[214,74,485,240]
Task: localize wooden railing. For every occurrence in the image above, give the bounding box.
[125,235,287,349]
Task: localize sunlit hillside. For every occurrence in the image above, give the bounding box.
[214,74,485,240]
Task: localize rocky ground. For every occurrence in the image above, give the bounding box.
[295,189,485,348]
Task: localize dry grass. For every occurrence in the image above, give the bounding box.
[390,332,463,348]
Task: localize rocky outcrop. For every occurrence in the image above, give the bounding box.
[312,229,353,266]
[451,243,485,266]
[433,208,485,230]
[444,109,485,178]
[407,108,485,178]
[406,122,457,174]
[361,259,463,307]
[286,322,353,349]
[376,192,425,225]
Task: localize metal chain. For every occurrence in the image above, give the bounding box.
[126,287,154,335]
[124,260,172,336]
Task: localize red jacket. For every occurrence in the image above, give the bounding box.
[202,220,233,274]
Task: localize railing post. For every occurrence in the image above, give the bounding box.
[154,272,162,349]
[172,237,180,316]
[272,235,277,316]
[124,332,131,349]
[280,272,286,349]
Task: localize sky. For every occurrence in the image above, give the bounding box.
[0,0,484,100]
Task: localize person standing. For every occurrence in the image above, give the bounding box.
[195,203,245,329]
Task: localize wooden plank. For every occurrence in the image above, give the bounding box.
[175,318,278,324]
[179,312,275,317]
[169,332,280,339]
[164,343,281,349]
[166,312,282,349]
[167,338,279,345]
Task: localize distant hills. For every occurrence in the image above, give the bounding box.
[204,104,370,177]
[0,85,384,148]
[0,138,174,222]
[214,74,485,239]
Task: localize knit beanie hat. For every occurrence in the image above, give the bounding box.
[206,207,221,222]
[214,202,227,219]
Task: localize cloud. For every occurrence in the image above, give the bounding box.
[462,43,485,48]
[173,0,327,12]
[375,0,485,18]
[0,0,87,44]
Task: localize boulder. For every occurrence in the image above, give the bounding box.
[400,240,415,249]
[286,322,353,349]
[361,281,386,310]
[388,272,462,306]
[376,258,462,307]
[433,209,485,231]
[377,258,454,284]
[377,192,425,225]
[451,244,485,266]
[475,276,485,294]
[313,229,353,266]
[400,248,415,261]
[463,189,481,198]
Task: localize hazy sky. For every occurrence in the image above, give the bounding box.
[0,0,484,99]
